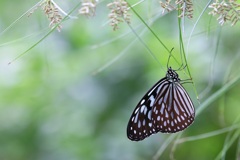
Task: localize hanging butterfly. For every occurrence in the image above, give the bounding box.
[127,67,195,141]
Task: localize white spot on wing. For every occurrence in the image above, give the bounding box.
[143,119,146,126]
[138,120,141,128]
[164,121,166,126]
[177,116,181,122]
[160,103,165,114]
[143,106,148,115]
[131,116,134,122]
[134,107,140,114]
[140,99,145,105]
[148,111,152,120]
[149,122,152,127]
[140,105,146,113]
[149,95,155,107]
[165,111,169,118]
[174,101,179,115]
[181,115,185,121]
[134,113,139,123]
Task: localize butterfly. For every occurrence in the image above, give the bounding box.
[127,67,195,141]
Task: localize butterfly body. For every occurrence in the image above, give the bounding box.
[127,67,195,141]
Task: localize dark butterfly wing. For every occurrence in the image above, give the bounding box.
[151,81,195,133]
[127,67,195,141]
[127,78,168,141]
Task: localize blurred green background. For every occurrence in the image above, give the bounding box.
[0,1,240,160]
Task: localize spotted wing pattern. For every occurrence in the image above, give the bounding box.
[127,67,195,141]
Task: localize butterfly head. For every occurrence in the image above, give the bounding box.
[166,67,180,82]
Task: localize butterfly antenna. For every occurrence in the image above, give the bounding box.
[167,48,174,69]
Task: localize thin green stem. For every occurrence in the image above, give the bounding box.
[177,8,199,100]
[126,23,165,71]
[215,129,240,160]
[196,74,240,116]
[8,2,81,64]
[176,125,239,143]
[128,2,180,66]
[129,5,170,52]
[153,134,177,160]
[0,1,43,37]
